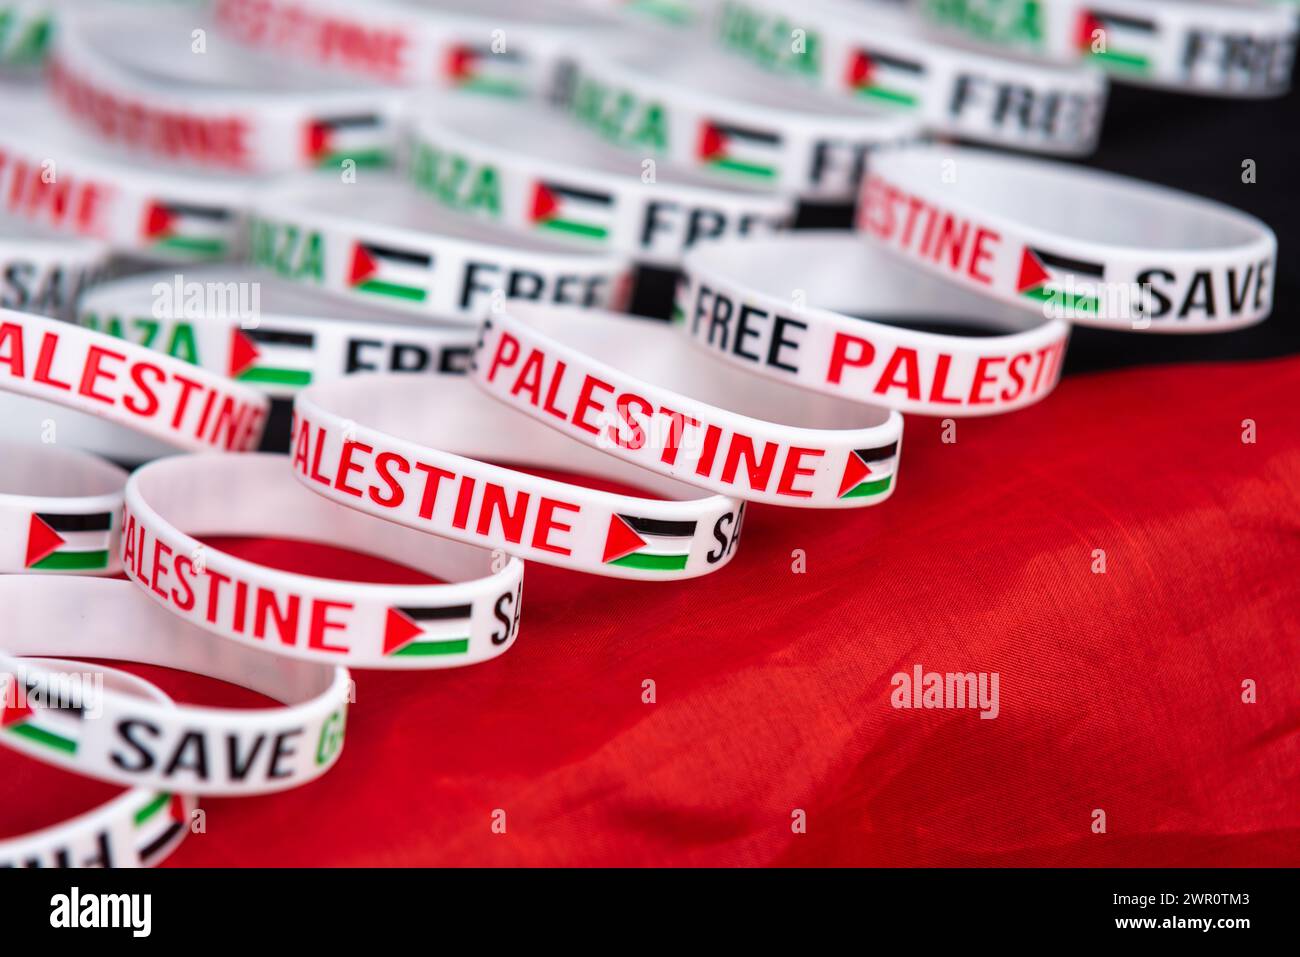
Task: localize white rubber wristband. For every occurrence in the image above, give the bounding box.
[48,6,410,174]
[0,659,195,869]
[0,576,352,795]
[0,90,252,261]
[408,95,795,267]
[250,175,633,322]
[679,232,1070,416]
[293,374,748,579]
[211,0,615,95]
[475,305,903,507]
[0,217,108,321]
[860,143,1278,332]
[551,39,921,199]
[0,310,270,451]
[77,267,478,399]
[0,440,126,575]
[710,0,1108,155]
[123,452,524,668]
[917,0,1298,97]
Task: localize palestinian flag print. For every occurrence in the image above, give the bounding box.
[603,515,696,572]
[696,120,781,181]
[844,47,926,108]
[0,676,81,755]
[228,326,315,388]
[134,792,189,865]
[25,511,113,571]
[305,113,389,169]
[1076,8,1157,73]
[444,43,526,97]
[1016,246,1105,315]
[838,443,899,500]
[348,241,432,303]
[529,180,614,242]
[384,604,472,658]
[142,200,232,258]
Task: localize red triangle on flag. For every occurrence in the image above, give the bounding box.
[228,327,261,378]
[0,677,33,727]
[383,607,424,656]
[143,202,175,239]
[169,793,188,823]
[1076,12,1104,51]
[25,514,65,568]
[838,452,873,498]
[847,49,874,88]
[602,515,647,564]
[305,120,331,160]
[1016,247,1052,293]
[696,123,726,161]
[349,244,379,285]
[530,183,559,223]
[445,45,475,80]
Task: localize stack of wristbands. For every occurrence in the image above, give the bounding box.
[0,0,1286,867]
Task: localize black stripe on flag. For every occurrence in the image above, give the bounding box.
[362,242,433,268]
[544,181,614,207]
[160,202,231,223]
[860,47,925,73]
[245,327,316,348]
[709,121,781,146]
[397,604,474,622]
[1032,247,1106,277]
[1093,9,1157,33]
[36,511,112,533]
[317,113,381,131]
[618,515,698,537]
[856,442,899,463]
[464,44,523,64]
[139,823,185,863]
[22,675,86,719]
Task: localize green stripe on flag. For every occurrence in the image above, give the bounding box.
[356,280,427,302]
[856,87,918,108]
[1090,50,1150,73]
[708,158,776,180]
[315,149,389,169]
[392,638,471,657]
[9,723,77,754]
[843,476,893,498]
[1021,286,1100,314]
[30,550,110,571]
[238,368,313,387]
[135,792,170,826]
[539,219,609,241]
[152,236,227,257]
[458,77,525,98]
[608,552,690,572]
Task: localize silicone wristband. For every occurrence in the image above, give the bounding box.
[48,6,409,173]
[0,218,108,320]
[0,440,126,575]
[0,391,181,468]
[917,0,1298,97]
[859,144,1278,332]
[0,659,195,869]
[709,0,1108,155]
[550,41,921,199]
[408,96,795,267]
[77,267,478,399]
[0,310,269,451]
[122,452,524,668]
[679,232,1069,416]
[0,576,351,795]
[249,176,633,322]
[293,375,748,579]
[475,305,903,507]
[211,0,613,95]
[0,91,252,261]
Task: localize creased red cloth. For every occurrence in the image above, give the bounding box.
[4,356,1298,866]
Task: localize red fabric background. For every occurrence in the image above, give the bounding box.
[4,356,1299,866]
